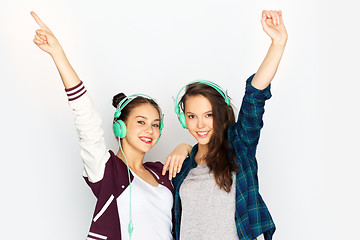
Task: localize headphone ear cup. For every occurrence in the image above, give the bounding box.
[159,121,164,131]
[113,120,127,138]
[157,129,162,143]
[156,121,164,143]
[178,112,187,129]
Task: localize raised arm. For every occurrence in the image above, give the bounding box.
[234,10,287,153]
[251,10,287,90]
[31,11,80,89]
[31,11,108,183]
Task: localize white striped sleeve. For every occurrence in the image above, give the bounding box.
[65,81,87,101]
[67,83,110,183]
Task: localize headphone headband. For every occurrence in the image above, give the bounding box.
[116,93,155,112]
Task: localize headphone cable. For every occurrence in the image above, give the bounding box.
[118,138,133,239]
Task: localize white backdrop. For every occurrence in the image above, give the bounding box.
[1,0,359,239]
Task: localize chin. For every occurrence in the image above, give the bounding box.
[142,142,157,153]
[138,145,152,153]
[191,134,211,146]
[198,140,210,146]
[193,136,210,146]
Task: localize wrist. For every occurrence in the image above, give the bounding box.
[186,144,192,154]
[50,46,65,59]
[271,38,287,48]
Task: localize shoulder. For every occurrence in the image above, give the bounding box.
[144,161,164,176]
[144,160,163,168]
[104,150,129,175]
[144,161,174,193]
[182,157,193,169]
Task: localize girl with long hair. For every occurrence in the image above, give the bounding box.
[162,10,288,240]
[31,11,190,240]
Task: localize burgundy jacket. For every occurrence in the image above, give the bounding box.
[85,151,174,240]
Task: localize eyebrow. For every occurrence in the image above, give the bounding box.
[185,110,212,115]
[135,116,160,121]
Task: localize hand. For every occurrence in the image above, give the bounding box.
[162,144,192,180]
[261,10,288,46]
[31,11,62,55]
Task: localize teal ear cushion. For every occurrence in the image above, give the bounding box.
[113,120,127,138]
[175,104,187,128]
[159,121,164,131]
[174,105,180,115]
[178,112,187,129]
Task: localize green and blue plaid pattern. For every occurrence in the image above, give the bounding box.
[173,74,276,240]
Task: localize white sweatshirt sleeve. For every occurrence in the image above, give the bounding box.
[66,82,110,183]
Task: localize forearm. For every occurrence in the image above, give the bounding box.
[176,143,193,156]
[69,86,108,183]
[51,48,81,89]
[251,40,286,90]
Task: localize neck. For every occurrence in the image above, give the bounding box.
[116,140,146,170]
[195,143,208,165]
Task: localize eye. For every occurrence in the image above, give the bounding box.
[188,115,195,119]
[152,123,159,128]
[137,121,145,125]
[205,113,213,118]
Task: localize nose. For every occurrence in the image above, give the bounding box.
[196,117,205,129]
[145,124,153,134]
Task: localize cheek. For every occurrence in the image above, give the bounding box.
[203,117,213,129]
[208,118,214,128]
[185,118,196,129]
[126,124,142,136]
[154,128,161,137]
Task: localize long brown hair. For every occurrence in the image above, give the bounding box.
[180,83,237,192]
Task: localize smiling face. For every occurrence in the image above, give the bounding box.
[184,95,213,146]
[122,103,161,154]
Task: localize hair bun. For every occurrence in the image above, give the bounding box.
[112,93,127,108]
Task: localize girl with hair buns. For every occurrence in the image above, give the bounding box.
[162,10,288,240]
[31,11,191,240]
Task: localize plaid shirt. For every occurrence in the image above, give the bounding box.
[172,74,276,240]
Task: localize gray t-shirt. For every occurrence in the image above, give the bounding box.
[179,164,238,240]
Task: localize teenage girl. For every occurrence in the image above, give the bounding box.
[31,11,190,240]
[162,10,288,240]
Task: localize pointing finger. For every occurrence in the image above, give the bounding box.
[30,11,49,30]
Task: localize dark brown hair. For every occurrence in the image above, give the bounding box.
[112,93,161,124]
[180,83,237,192]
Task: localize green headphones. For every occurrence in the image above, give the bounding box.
[174,80,230,129]
[113,94,164,140]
